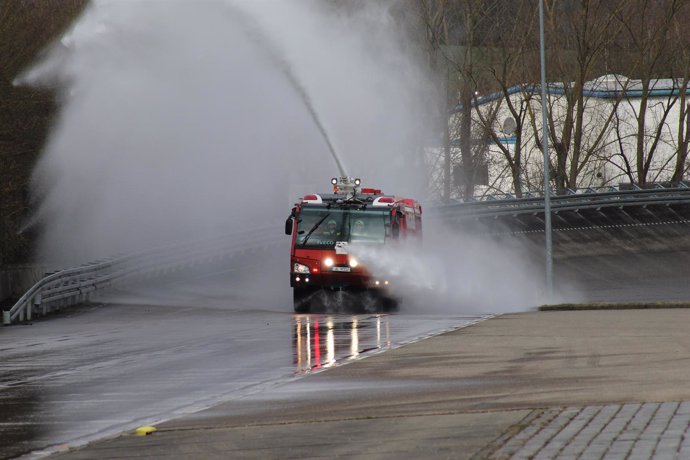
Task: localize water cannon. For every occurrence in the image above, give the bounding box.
[331,176,361,198]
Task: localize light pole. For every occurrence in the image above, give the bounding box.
[539,0,554,299]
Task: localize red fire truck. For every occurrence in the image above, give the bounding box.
[285,177,422,313]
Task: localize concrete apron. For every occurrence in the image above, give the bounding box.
[51,309,690,459]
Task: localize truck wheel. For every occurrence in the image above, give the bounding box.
[293,287,312,313]
[382,296,399,312]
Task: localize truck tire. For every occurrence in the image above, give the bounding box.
[293,287,312,313]
[381,296,399,312]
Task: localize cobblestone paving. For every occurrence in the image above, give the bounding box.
[489,402,690,459]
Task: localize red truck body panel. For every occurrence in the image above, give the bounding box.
[285,178,421,312]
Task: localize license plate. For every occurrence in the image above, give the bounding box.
[331,266,351,272]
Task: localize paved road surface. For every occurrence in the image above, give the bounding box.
[45,309,690,460]
[0,301,487,460]
[5,225,690,459]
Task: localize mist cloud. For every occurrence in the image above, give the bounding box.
[24,0,437,266]
[349,221,554,314]
[21,0,550,313]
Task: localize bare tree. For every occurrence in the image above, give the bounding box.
[418,0,454,200]
[0,0,88,266]
[533,0,628,193]
[420,0,527,200]
[669,3,690,182]
[470,1,539,197]
[421,0,690,198]
[614,0,686,184]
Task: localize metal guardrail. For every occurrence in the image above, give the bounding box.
[432,185,690,220]
[7,184,689,325]
[469,181,689,202]
[2,226,283,325]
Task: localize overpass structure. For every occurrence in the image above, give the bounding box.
[5,186,690,325]
[431,185,690,303]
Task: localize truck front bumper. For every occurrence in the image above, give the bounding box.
[290,272,391,290]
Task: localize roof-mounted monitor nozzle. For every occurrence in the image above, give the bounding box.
[331,176,361,198]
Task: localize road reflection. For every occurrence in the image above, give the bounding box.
[293,314,391,374]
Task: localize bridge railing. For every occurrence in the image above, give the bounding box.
[470,181,689,203]
[432,184,690,220]
[2,226,283,325]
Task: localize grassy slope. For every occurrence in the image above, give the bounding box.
[0,0,89,265]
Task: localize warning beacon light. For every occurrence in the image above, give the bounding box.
[331,177,362,198]
[331,177,362,197]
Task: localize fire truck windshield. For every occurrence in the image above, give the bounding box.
[296,208,390,248]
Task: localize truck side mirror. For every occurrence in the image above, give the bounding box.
[285,217,293,235]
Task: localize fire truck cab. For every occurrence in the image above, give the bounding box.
[285,177,422,313]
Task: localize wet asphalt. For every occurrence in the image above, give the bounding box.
[5,231,690,459]
[0,301,486,460]
[38,308,690,459]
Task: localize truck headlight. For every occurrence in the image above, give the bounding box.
[293,262,310,273]
[323,257,334,267]
[349,257,359,268]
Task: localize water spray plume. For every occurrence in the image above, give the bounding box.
[19,0,552,313]
[21,0,436,269]
[348,222,561,314]
[223,3,347,178]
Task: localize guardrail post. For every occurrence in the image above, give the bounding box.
[2,310,9,326]
[27,297,35,321]
[31,293,41,321]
